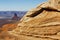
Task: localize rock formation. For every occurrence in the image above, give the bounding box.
[1,0,60,40]
[12,13,20,21]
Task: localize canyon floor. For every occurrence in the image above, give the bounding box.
[0,19,19,40]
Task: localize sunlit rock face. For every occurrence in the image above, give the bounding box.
[49,0,60,10]
[7,0,60,40]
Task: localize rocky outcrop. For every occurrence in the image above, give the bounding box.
[2,0,60,40]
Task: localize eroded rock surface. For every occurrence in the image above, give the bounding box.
[2,0,60,40]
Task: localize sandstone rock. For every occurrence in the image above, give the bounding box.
[2,23,17,31]
[8,0,60,40]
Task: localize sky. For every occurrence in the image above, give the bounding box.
[0,0,47,11]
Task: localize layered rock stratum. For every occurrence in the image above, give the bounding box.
[1,0,60,40]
